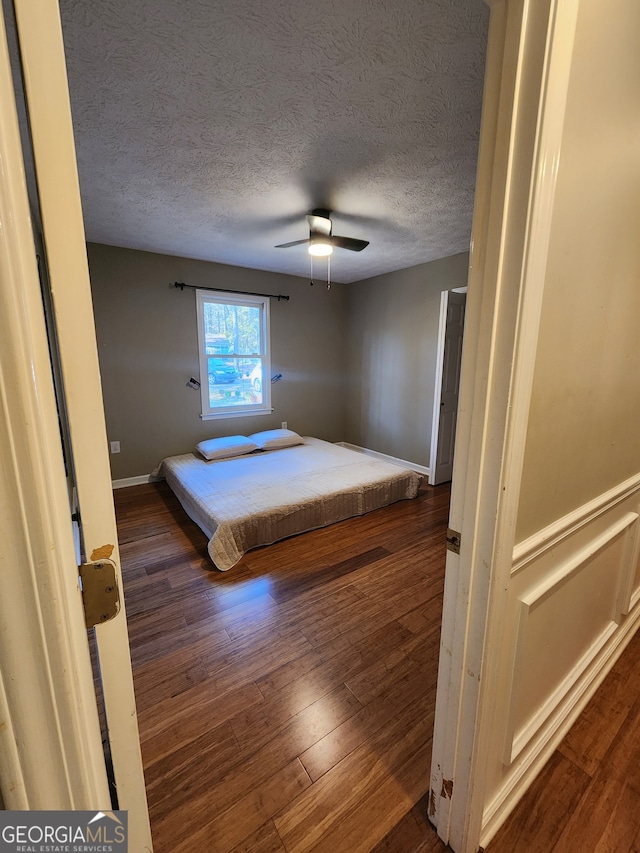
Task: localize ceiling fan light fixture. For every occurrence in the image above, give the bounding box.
[308,240,333,257]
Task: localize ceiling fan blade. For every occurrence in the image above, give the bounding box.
[275,238,311,248]
[330,235,369,252]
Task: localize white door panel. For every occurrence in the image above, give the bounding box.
[7,1,152,848]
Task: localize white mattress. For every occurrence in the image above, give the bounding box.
[154,438,422,571]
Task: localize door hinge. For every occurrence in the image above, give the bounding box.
[79,559,120,628]
[446,528,461,554]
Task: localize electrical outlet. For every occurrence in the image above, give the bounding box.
[281,421,287,429]
[110,441,121,454]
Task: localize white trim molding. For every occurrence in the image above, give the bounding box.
[0,7,109,809]
[112,474,154,489]
[12,1,153,847]
[481,606,640,844]
[481,480,640,845]
[337,442,431,478]
[513,471,640,573]
[506,511,639,764]
[113,445,431,491]
[428,290,449,484]
[429,1,583,851]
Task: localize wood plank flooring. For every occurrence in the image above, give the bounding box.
[115,480,640,852]
[114,480,452,853]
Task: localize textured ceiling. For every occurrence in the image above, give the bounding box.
[57,0,489,283]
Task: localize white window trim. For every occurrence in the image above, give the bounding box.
[195,288,272,420]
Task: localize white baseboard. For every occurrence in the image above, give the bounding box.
[337,442,431,478]
[113,446,431,489]
[481,608,640,848]
[112,474,153,489]
[481,473,640,848]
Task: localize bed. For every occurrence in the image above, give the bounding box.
[153,436,422,570]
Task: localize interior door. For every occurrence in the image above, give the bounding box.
[7,1,152,849]
[430,290,467,485]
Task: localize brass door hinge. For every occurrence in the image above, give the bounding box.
[446,528,461,554]
[79,559,120,628]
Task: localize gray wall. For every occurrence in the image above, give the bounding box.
[88,243,347,479]
[344,252,470,467]
[89,244,470,479]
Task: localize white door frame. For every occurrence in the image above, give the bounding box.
[0,7,109,811]
[429,287,467,485]
[429,0,579,850]
[3,3,152,849]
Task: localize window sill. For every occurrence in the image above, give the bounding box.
[201,407,274,421]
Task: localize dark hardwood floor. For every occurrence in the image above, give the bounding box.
[115,480,640,852]
[115,479,452,853]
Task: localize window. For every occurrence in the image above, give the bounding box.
[196,289,271,419]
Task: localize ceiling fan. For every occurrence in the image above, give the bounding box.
[275,209,369,256]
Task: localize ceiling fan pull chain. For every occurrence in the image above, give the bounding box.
[327,254,331,290]
[309,254,314,286]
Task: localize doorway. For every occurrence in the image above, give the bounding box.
[429,288,467,485]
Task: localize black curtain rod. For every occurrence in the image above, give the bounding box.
[173,281,289,301]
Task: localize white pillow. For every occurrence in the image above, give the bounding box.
[249,428,305,451]
[196,435,259,461]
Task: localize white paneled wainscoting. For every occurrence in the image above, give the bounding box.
[482,473,640,841]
